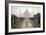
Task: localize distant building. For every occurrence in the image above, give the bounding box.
[23,9,31,18]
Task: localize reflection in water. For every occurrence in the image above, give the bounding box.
[21,18,33,28]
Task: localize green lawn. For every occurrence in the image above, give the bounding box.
[11,18,24,29]
[11,18,40,29]
[30,19,40,28]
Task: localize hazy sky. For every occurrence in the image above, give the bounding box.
[11,4,41,17]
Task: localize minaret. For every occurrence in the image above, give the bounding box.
[19,10,21,17]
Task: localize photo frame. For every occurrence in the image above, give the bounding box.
[5,0,45,35]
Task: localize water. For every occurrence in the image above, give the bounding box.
[21,18,33,28]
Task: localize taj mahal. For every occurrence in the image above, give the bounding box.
[18,9,33,18]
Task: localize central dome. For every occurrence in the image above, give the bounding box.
[23,9,31,18]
